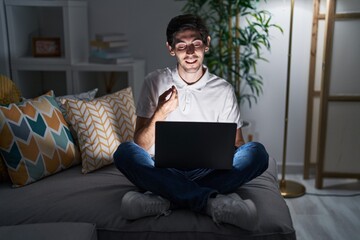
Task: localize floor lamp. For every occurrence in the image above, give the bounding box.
[279,0,306,198]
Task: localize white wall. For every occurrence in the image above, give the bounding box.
[88,0,314,171]
[242,0,313,171]
[88,0,184,72]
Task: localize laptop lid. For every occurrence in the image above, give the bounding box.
[155,121,236,170]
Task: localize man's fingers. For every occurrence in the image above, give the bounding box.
[160,86,177,101]
[169,86,178,100]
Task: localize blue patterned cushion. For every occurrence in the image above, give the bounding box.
[0,91,80,187]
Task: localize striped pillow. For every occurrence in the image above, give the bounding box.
[56,88,98,144]
[55,88,98,122]
[0,91,80,187]
[65,87,136,173]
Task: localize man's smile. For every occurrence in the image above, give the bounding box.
[185,58,198,64]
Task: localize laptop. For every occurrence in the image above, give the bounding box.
[155,121,236,170]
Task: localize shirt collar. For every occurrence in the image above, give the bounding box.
[171,65,210,91]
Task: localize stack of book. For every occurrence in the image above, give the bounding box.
[89,32,133,64]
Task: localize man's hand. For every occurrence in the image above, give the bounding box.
[155,85,179,119]
[133,86,178,150]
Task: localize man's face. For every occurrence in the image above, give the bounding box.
[167,30,209,74]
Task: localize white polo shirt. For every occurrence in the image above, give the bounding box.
[136,65,243,154]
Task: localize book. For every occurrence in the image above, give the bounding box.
[90,46,129,53]
[89,55,133,64]
[95,32,126,42]
[90,49,131,59]
[90,40,128,49]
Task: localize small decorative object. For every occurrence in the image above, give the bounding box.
[32,37,61,57]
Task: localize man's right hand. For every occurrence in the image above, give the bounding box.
[133,86,178,150]
[155,85,179,119]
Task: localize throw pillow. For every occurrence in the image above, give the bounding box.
[0,75,22,183]
[0,91,80,187]
[55,88,98,143]
[65,87,136,173]
[55,88,98,121]
[0,160,8,182]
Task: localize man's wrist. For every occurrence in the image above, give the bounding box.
[152,109,167,123]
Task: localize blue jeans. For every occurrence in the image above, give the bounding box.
[113,141,268,213]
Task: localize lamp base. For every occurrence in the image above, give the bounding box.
[279,179,306,198]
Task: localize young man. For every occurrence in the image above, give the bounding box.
[113,14,269,231]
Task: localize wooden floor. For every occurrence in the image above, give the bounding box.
[281,174,360,240]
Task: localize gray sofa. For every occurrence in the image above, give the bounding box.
[0,156,296,240]
[0,222,97,240]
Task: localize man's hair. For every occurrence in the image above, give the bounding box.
[166,14,209,48]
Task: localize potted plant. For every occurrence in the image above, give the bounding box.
[180,0,282,108]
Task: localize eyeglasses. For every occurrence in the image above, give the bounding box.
[174,40,204,51]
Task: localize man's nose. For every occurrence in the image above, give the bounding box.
[186,44,195,54]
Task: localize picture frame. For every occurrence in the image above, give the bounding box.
[32,37,61,57]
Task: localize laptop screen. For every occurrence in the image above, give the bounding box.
[155,121,236,170]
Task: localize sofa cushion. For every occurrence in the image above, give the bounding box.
[0,222,97,240]
[55,88,98,123]
[65,87,136,173]
[55,88,99,144]
[0,160,8,183]
[0,75,22,183]
[0,91,80,187]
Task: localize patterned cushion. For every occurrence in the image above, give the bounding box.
[0,75,22,183]
[55,88,98,122]
[55,88,98,143]
[0,75,21,106]
[0,91,80,187]
[0,160,9,182]
[65,87,136,173]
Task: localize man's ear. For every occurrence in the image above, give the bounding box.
[166,42,175,56]
[205,36,211,52]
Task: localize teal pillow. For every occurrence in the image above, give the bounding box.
[0,91,80,187]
